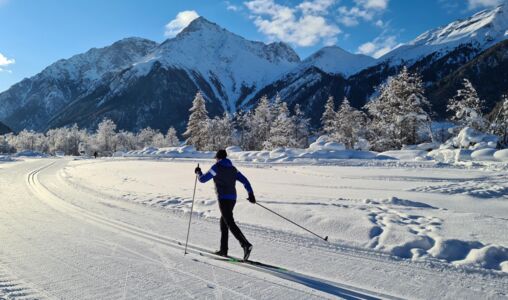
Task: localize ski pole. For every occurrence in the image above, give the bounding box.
[256,202,328,242]
[184,164,199,255]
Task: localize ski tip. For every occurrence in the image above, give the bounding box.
[324,236,329,241]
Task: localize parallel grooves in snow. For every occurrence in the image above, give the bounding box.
[26,162,397,300]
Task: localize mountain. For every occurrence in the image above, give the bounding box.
[0,17,306,132]
[2,5,508,132]
[381,3,508,64]
[298,46,376,76]
[0,37,157,131]
[0,121,12,135]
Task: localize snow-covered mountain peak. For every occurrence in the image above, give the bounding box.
[381,3,508,63]
[41,37,157,82]
[299,46,376,76]
[133,17,301,111]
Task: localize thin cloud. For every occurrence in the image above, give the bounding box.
[467,0,503,9]
[244,0,340,47]
[357,35,399,58]
[164,10,200,38]
[0,52,15,72]
[338,0,389,27]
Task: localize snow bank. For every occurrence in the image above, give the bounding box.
[13,150,48,158]
[0,155,13,162]
[493,149,508,162]
[441,127,498,150]
[379,150,430,161]
[121,141,382,163]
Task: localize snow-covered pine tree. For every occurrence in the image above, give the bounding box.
[115,130,137,151]
[242,95,273,150]
[264,102,297,150]
[205,113,234,150]
[447,79,487,132]
[366,67,431,151]
[95,118,118,154]
[321,96,336,136]
[165,127,180,147]
[334,98,368,149]
[490,94,508,146]
[183,91,209,151]
[152,131,166,148]
[293,104,310,148]
[137,127,158,148]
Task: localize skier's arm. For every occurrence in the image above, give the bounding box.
[198,165,217,183]
[236,172,253,193]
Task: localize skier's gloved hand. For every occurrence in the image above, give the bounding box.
[194,166,202,175]
[248,192,256,204]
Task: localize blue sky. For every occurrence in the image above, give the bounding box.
[0,0,505,92]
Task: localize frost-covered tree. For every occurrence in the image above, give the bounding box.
[293,104,310,148]
[205,113,234,150]
[447,79,487,132]
[264,102,296,150]
[10,130,48,153]
[334,98,369,149]
[95,118,117,154]
[165,127,180,147]
[183,91,209,150]
[366,67,432,151]
[239,96,274,150]
[115,130,137,151]
[46,124,87,155]
[490,94,508,146]
[321,96,336,135]
[137,127,159,148]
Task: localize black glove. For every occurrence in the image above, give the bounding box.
[248,192,256,204]
[194,166,202,175]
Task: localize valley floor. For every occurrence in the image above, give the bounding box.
[0,157,507,299]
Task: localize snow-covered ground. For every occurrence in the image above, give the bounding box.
[1,157,507,299]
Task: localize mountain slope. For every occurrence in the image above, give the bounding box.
[298,46,376,76]
[0,121,12,135]
[0,38,158,131]
[123,17,301,112]
[381,3,508,64]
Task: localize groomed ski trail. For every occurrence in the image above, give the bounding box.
[26,160,392,300]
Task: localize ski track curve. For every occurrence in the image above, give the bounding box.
[1,159,507,299]
[25,160,392,300]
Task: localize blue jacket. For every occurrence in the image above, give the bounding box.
[198,158,253,201]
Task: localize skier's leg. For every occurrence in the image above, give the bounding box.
[220,215,229,253]
[219,200,251,248]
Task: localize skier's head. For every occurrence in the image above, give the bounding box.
[215,149,227,161]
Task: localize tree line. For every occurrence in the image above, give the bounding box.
[1,66,508,155]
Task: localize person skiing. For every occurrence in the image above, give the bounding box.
[195,149,256,261]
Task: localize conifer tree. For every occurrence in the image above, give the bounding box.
[335,98,368,149]
[321,96,336,136]
[183,91,209,150]
[293,104,310,148]
[447,79,487,132]
[366,67,431,151]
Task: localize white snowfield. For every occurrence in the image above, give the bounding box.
[1,157,507,299]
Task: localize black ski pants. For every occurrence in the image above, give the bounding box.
[218,200,251,252]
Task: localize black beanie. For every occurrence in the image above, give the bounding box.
[215,149,227,159]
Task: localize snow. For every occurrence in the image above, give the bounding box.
[297,46,376,76]
[1,157,508,298]
[62,158,508,277]
[128,17,301,112]
[381,3,508,64]
[13,150,48,157]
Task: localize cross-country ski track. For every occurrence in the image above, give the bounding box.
[0,158,507,299]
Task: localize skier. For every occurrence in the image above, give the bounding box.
[93,151,98,159]
[195,149,256,260]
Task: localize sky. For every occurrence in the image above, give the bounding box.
[0,0,505,92]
